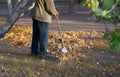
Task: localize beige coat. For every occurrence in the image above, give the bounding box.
[31,0,58,23]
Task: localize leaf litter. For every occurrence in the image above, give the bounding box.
[0,26,108,60]
[0,26,120,77]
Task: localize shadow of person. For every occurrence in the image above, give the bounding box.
[26,53,60,63]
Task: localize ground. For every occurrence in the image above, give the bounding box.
[0,3,120,77]
[0,33,119,77]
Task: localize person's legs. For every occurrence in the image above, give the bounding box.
[38,21,49,56]
[31,19,39,56]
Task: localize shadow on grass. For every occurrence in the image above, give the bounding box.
[0,49,60,63]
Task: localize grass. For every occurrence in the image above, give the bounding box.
[0,54,80,77]
[0,26,119,77]
[0,48,119,77]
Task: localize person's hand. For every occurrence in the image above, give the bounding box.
[55,12,59,19]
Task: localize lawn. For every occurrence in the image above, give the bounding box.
[0,26,120,77]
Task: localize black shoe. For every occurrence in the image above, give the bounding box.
[38,52,60,62]
[38,52,52,59]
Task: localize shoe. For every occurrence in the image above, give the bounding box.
[38,52,51,59]
[38,52,60,62]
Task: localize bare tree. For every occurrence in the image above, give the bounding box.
[7,0,13,17]
[0,0,35,38]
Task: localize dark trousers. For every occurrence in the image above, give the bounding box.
[31,19,49,55]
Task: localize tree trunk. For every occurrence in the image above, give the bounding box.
[7,0,13,17]
[0,0,35,38]
[68,0,74,13]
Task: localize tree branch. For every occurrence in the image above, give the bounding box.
[0,0,35,38]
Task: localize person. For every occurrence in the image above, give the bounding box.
[30,0,59,58]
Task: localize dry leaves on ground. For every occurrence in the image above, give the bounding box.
[0,26,109,60]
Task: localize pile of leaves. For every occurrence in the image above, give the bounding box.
[0,26,108,60]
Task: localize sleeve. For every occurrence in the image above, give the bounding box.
[44,0,58,15]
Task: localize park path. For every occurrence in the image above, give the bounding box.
[0,4,119,32]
